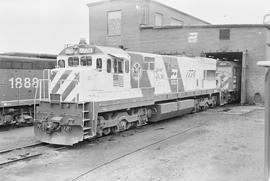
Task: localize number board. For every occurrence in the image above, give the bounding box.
[65,48,94,55]
[9,77,39,89]
[65,48,74,55]
[79,48,94,54]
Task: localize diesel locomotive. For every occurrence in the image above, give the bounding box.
[0,53,56,126]
[34,41,241,145]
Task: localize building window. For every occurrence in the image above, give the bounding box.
[107,10,122,36]
[154,13,163,26]
[141,5,149,25]
[219,29,230,40]
[170,18,183,26]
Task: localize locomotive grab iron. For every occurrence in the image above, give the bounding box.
[34,41,240,145]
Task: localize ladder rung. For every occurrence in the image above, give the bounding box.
[83,110,89,113]
[83,127,91,130]
[83,135,93,139]
[83,119,90,121]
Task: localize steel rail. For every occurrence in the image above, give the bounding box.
[0,153,42,167]
[0,142,45,155]
[0,143,68,167]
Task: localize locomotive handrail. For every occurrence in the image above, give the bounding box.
[257,61,270,181]
[34,78,51,121]
[34,79,51,102]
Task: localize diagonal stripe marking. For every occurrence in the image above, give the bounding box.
[51,70,72,94]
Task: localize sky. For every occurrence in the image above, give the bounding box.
[0,0,269,54]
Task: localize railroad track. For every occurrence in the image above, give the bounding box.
[0,142,45,155]
[0,142,68,167]
[71,124,206,181]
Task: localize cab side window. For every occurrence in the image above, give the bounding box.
[125,60,129,73]
[113,58,124,74]
[68,57,79,67]
[107,59,112,73]
[80,56,92,66]
[96,58,102,70]
[68,57,73,66]
[73,57,79,66]
[86,56,92,66]
[80,56,87,66]
[118,60,123,73]
[58,60,65,68]
[113,59,117,73]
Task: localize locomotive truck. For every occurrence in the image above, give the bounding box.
[34,41,240,145]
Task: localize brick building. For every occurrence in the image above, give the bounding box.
[87,0,270,104]
[88,0,209,47]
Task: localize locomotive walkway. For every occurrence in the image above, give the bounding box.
[0,105,265,181]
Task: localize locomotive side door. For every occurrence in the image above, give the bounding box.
[163,56,184,93]
[129,53,154,89]
[112,57,126,88]
[140,56,155,88]
[129,53,143,88]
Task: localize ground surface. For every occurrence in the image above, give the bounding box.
[0,126,38,151]
[0,105,265,181]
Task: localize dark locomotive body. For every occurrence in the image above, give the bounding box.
[0,53,56,126]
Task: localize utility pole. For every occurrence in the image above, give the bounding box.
[258,61,270,181]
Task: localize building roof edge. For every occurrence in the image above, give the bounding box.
[150,0,211,25]
[140,24,270,29]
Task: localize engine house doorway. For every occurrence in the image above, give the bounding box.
[205,51,246,104]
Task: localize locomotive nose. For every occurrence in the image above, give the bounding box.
[34,111,84,145]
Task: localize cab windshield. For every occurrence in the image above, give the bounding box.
[60,56,93,68]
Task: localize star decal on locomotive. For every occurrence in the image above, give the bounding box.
[131,63,142,80]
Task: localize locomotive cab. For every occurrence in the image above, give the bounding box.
[37,43,133,103]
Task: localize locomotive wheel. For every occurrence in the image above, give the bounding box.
[111,120,128,134]
[102,127,111,135]
[117,120,127,131]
